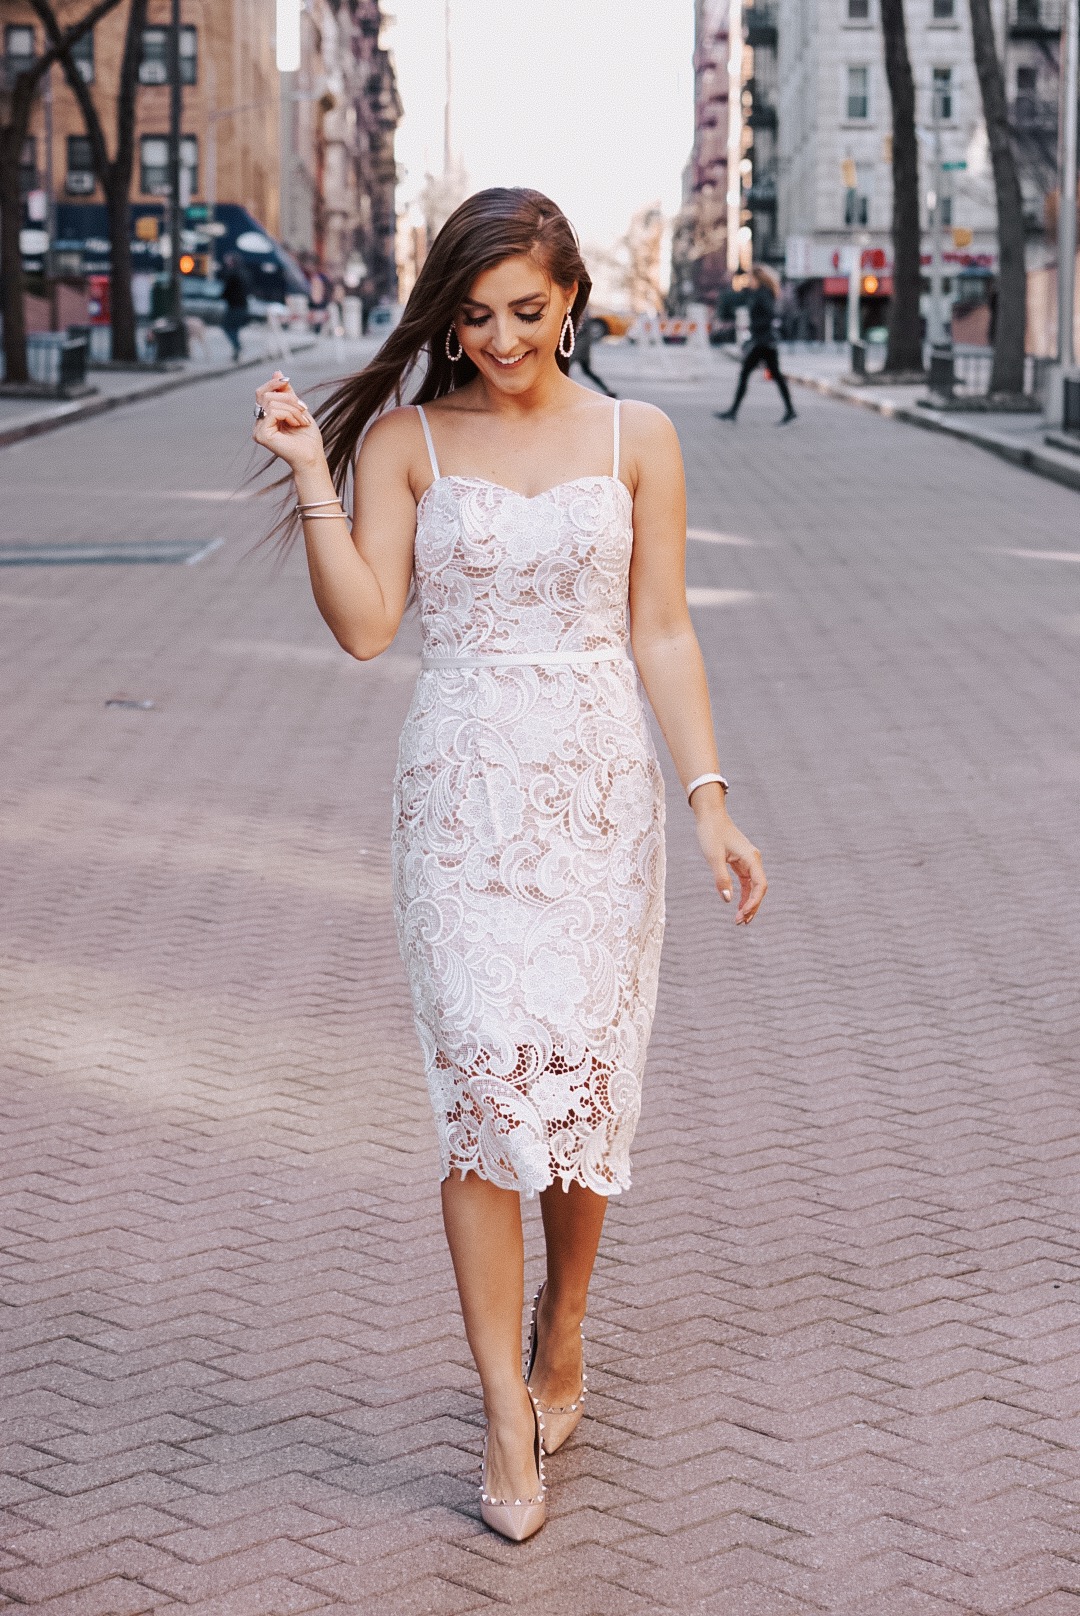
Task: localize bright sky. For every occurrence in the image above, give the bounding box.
[386,0,695,263]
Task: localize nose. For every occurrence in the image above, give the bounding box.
[490,314,520,354]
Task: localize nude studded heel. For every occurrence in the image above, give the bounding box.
[526,1282,587,1455]
[479,1393,546,1542]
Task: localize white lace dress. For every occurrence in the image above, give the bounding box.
[392,402,665,1196]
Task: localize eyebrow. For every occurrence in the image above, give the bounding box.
[460,293,549,309]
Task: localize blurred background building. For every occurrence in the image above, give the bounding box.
[4,0,400,336]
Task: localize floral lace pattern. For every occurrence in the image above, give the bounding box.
[392,464,666,1197]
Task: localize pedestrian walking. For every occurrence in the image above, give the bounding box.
[716,265,797,423]
[570,305,616,396]
[252,187,766,1544]
[220,252,250,362]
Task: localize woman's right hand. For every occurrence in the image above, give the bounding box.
[252,371,325,471]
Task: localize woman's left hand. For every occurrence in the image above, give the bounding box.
[695,807,768,925]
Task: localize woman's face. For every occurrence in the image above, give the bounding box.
[453,255,576,392]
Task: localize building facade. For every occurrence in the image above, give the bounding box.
[774,0,1059,337]
[278,0,401,305]
[672,0,734,307]
[5,0,282,233]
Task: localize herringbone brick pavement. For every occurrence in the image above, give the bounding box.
[1,352,1078,1615]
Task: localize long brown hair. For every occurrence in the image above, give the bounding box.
[270,187,592,545]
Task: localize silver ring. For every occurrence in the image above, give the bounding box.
[253,405,266,420]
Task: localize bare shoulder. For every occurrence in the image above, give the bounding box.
[619,399,682,489]
[357,403,423,466]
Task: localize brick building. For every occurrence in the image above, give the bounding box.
[278,0,401,305]
[4,0,281,233]
[672,0,736,307]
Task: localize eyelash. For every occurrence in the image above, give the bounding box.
[461,311,545,327]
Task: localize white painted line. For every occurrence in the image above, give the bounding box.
[687,527,755,546]
[184,537,225,565]
[685,587,759,607]
[996,548,1080,563]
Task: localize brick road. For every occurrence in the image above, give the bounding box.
[2,345,1079,1615]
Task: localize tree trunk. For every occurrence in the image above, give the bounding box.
[105,182,137,360]
[32,0,145,364]
[1,0,126,384]
[880,0,923,372]
[968,0,1028,394]
[0,122,31,384]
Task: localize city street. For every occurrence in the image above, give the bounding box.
[2,347,1079,1615]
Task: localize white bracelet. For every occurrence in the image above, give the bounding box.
[686,772,729,804]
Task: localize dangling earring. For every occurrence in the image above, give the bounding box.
[445,324,463,362]
[558,310,576,358]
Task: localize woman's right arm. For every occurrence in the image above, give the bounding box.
[253,373,418,661]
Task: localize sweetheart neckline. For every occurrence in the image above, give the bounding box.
[417,473,632,513]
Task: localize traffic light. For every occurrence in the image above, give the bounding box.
[861,274,879,295]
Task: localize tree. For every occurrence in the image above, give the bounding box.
[879,0,924,372]
[968,0,1028,394]
[31,0,149,365]
[0,0,122,384]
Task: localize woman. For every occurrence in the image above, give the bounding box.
[716,264,797,424]
[253,188,766,1543]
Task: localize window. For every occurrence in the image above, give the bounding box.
[848,0,870,18]
[847,65,869,119]
[940,196,953,225]
[140,133,198,196]
[18,135,37,195]
[932,0,954,17]
[5,24,35,69]
[844,187,870,225]
[1016,63,1037,92]
[932,65,953,121]
[66,135,95,194]
[139,26,197,86]
[71,29,94,83]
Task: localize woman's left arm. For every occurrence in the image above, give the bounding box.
[626,403,767,925]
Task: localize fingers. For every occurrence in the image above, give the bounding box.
[252,395,309,443]
[255,372,308,413]
[729,849,767,926]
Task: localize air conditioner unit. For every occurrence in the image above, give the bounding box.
[66,171,95,194]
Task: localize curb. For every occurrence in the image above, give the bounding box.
[0,341,316,451]
[784,368,1080,496]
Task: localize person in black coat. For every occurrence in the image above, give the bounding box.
[716,266,796,423]
[220,253,250,362]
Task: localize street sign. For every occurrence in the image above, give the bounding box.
[941,160,967,170]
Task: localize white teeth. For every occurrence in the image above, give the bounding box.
[492,354,527,367]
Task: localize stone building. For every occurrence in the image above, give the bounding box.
[278,0,401,305]
[774,0,1059,337]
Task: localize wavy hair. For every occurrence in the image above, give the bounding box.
[265,187,592,547]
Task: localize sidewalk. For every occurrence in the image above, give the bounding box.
[0,326,347,449]
[778,345,1080,494]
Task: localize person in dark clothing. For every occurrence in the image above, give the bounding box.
[220,253,250,361]
[571,306,616,397]
[716,267,796,423]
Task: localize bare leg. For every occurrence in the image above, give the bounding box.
[440,1172,540,1502]
[529,1181,608,1405]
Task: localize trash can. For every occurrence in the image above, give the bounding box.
[151,318,188,361]
[1064,376,1080,436]
[26,331,89,391]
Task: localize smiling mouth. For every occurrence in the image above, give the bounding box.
[490,353,530,368]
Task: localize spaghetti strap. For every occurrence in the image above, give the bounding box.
[415,404,441,481]
[612,400,621,482]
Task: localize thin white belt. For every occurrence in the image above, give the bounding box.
[420,646,630,670]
